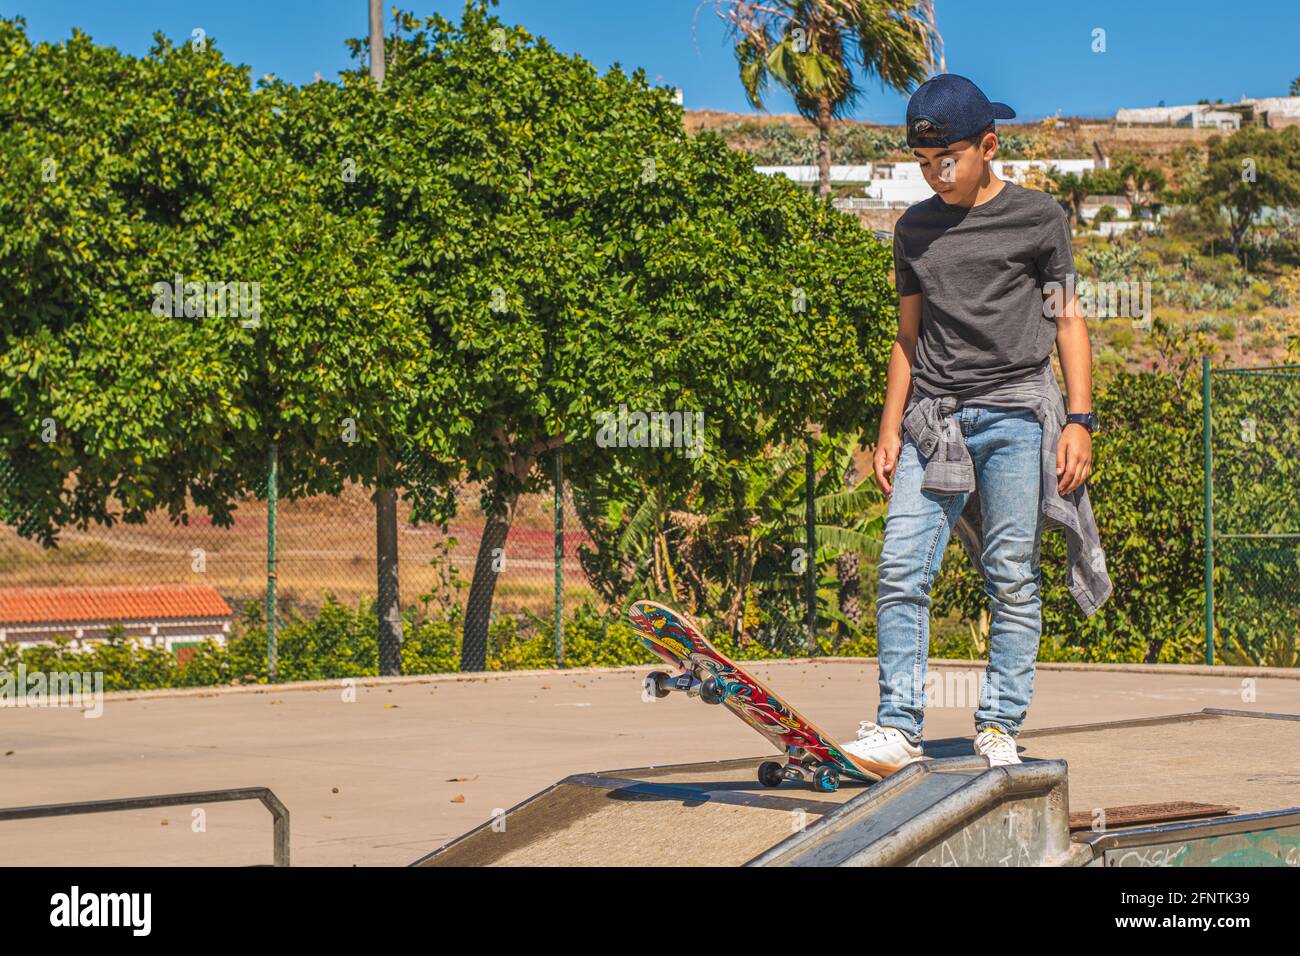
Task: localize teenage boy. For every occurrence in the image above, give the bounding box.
[842,74,1112,773]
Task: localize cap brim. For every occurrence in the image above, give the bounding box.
[990,101,1016,120]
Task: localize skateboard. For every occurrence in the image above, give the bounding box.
[627,600,881,792]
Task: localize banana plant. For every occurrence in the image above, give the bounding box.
[574,431,885,645]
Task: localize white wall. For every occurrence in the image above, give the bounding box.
[759,159,1098,208]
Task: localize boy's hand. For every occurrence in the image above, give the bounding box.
[1057,424,1092,495]
[874,431,902,497]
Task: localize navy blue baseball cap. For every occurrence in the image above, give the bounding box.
[906,73,1016,147]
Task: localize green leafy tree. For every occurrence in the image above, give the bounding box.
[1197,126,1300,263]
[1,4,897,678]
[0,19,272,541]
[308,3,896,669]
[0,19,455,680]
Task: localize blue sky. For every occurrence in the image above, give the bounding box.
[3,1,1297,123]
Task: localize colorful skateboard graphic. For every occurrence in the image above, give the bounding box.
[628,600,881,792]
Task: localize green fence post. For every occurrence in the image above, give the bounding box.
[805,438,817,651]
[267,440,278,682]
[1202,357,1214,666]
[554,449,564,665]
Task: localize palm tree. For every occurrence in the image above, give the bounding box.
[709,2,935,641]
[711,0,937,198]
[1052,172,1091,229]
[919,0,945,73]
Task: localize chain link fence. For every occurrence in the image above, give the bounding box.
[0,450,602,675]
[1204,360,1300,666]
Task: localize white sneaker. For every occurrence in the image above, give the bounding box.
[840,721,926,776]
[973,726,1021,766]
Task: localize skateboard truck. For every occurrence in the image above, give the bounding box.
[644,670,727,705]
[759,747,841,792]
[644,670,700,699]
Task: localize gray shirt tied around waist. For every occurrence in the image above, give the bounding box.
[901,360,1112,617]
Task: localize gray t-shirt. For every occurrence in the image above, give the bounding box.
[892,179,1075,398]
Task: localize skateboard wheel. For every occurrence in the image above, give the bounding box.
[644,672,671,699]
[700,677,726,705]
[758,761,785,788]
[812,766,840,793]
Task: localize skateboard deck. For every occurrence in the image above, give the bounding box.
[628,600,881,791]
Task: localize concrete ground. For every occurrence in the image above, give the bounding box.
[2,658,1298,866]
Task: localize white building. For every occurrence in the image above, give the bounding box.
[1116,95,1300,130]
[1116,104,1237,128]
[0,584,234,662]
[1079,194,1133,220]
[757,158,1099,209]
[1178,109,1240,130]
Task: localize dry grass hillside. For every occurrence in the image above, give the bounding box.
[686,109,1230,165]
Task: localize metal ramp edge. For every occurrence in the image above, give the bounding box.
[747,755,1088,867]
[1073,807,1300,867]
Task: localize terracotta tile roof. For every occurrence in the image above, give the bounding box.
[0,584,233,626]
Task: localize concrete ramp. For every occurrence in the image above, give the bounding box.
[414,709,1300,867]
[413,758,858,866]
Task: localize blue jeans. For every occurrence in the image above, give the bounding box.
[875,404,1044,745]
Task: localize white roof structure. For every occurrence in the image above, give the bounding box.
[1116,105,1204,125]
[1116,95,1300,128]
[1247,95,1300,116]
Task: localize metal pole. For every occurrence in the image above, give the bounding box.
[375,447,402,677]
[368,0,385,88]
[266,441,278,682]
[805,438,817,650]
[1202,356,1215,666]
[554,449,564,665]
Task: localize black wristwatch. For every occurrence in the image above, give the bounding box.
[1065,412,1098,433]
